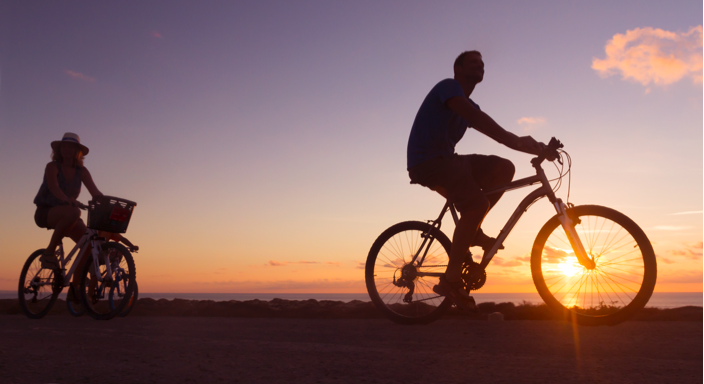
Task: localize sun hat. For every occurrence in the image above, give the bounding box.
[51,132,89,155]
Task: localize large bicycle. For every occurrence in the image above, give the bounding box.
[18,196,138,320]
[365,138,656,325]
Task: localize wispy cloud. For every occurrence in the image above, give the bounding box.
[541,245,570,263]
[492,257,523,267]
[650,225,692,231]
[65,70,95,82]
[592,26,703,88]
[517,117,546,132]
[656,254,677,264]
[267,260,343,267]
[670,210,703,215]
[669,242,703,259]
[152,31,162,38]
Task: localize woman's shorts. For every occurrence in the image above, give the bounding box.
[34,205,53,230]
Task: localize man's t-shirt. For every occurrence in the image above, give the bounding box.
[406,78,480,169]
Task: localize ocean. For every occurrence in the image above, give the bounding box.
[1,291,701,308]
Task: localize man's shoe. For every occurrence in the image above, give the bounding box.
[472,228,504,253]
[433,276,477,311]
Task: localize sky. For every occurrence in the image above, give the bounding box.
[0,0,701,294]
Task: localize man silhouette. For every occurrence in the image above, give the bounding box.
[407,50,543,309]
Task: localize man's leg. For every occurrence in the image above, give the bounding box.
[445,203,489,282]
[469,156,515,247]
[473,156,515,212]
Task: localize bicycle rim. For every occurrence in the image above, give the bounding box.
[18,249,60,319]
[532,205,657,325]
[366,221,452,324]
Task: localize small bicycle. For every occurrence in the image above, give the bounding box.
[18,195,138,320]
[365,138,657,325]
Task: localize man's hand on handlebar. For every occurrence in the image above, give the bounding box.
[514,136,543,156]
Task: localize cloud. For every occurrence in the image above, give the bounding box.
[592,26,703,87]
[517,117,546,132]
[669,242,703,260]
[651,225,692,231]
[267,260,344,267]
[152,31,162,38]
[656,254,677,264]
[492,257,523,267]
[65,70,95,82]
[356,262,366,270]
[670,210,703,215]
[541,246,570,263]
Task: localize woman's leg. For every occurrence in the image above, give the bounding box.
[65,220,89,289]
[43,205,81,262]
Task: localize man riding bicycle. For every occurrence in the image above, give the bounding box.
[407,50,543,309]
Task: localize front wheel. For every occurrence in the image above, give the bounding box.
[111,279,138,318]
[366,221,453,324]
[79,242,136,320]
[18,249,61,319]
[531,205,657,326]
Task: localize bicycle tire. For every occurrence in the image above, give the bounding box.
[66,284,85,317]
[366,221,453,324]
[111,279,138,318]
[79,242,136,320]
[531,205,657,326]
[18,249,61,319]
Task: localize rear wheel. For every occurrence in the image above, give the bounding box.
[366,221,453,324]
[79,242,136,320]
[531,205,657,325]
[18,249,61,319]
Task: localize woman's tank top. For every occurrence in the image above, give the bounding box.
[33,162,83,207]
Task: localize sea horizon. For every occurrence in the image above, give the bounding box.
[2,291,702,308]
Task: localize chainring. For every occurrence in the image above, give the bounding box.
[461,254,486,292]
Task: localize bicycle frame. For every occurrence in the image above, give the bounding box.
[410,157,593,276]
[29,229,114,290]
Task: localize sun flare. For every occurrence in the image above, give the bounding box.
[557,260,582,277]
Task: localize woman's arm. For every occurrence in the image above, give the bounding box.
[82,167,104,198]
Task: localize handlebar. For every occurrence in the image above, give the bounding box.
[531,137,563,166]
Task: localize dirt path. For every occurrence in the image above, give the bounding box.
[0,316,700,383]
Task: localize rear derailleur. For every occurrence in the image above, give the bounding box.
[392,264,417,303]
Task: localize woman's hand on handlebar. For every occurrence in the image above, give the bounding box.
[66,197,87,210]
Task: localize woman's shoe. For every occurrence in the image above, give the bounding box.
[39,252,60,269]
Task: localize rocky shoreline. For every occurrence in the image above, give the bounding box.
[1,298,701,321]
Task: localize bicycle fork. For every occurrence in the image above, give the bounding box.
[554,199,595,269]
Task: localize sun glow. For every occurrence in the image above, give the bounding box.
[557,260,583,277]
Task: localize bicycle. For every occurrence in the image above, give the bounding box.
[365,138,657,325]
[18,195,138,320]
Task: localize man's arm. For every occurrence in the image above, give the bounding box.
[445,96,542,155]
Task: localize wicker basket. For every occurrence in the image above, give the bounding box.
[87,196,137,233]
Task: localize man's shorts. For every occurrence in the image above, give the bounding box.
[408,154,506,214]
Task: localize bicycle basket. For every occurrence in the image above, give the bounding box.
[87,195,137,234]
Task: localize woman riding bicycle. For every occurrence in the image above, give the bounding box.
[33,132,103,287]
